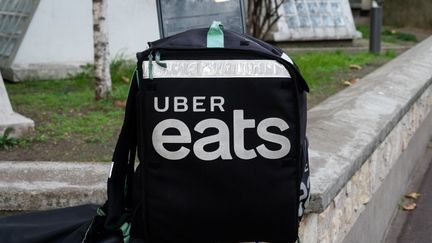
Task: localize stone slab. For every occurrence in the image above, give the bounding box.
[0,71,34,137]
[272,0,358,42]
[342,111,432,243]
[307,36,432,213]
[0,72,14,114]
[0,63,83,82]
[0,161,110,211]
[298,87,432,242]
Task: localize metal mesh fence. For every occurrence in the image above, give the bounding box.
[0,0,38,61]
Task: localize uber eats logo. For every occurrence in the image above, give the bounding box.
[152,96,291,161]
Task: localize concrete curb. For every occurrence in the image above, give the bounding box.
[0,161,109,211]
[307,36,432,212]
[279,38,413,54]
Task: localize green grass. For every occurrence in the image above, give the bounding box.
[0,128,18,149]
[291,50,396,96]
[357,25,370,39]
[382,30,417,42]
[357,25,417,43]
[6,58,135,145]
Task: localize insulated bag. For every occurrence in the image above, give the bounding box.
[103,22,310,243]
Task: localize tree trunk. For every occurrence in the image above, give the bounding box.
[247,0,285,39]
[93,0,112,100]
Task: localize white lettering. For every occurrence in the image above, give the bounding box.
[154,97,169,112]
[193,96,206,112]
[152,119,191,160]
[233,110,257,160]
[154,96,225,112]
[193,119,232,161]
[151,102,292,160]
[174,97,188,112]
[256,118,290,159]
[210,96,225,112]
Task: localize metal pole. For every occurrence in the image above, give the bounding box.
[370,1,382,54]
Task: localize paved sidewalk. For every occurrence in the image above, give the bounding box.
[395,156,432,243]
[384,144,432,243]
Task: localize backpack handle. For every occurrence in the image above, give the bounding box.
[207,21,224,48]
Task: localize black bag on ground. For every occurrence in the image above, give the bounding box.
[105,22,311,243]
[0,204,98,243]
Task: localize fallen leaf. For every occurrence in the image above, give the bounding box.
[401,202,417,211]
[405,192,421,200]
[349,78,359,84]
[343,81,352,86]
[114,100,127,108]
[121,76,130,84]
[349,64,362,70]
[359,194,370,205]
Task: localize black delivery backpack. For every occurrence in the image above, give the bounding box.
[99,22,311,243]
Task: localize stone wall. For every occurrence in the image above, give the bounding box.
[299,36,432,242]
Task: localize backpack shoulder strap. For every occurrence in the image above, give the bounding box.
[104,67,139,230]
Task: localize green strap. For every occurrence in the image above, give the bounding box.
[147,52,167,80]
[96,207,106,216]
[155,52,167,68]
[120,222,131,243]
[207,21,224,48]
[94,208,130,242]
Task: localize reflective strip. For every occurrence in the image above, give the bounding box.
[281,52,294,64]
[109,162,114,178]
[142,59,291,79]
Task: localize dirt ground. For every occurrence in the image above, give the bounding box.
[0,137,117,162]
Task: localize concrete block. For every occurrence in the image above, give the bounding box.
[295,37,432,242]
[299,111,432,242]
[343,112,432,243]
[307,36,432,213]
[0,161,110,211]
[0,72,34,137]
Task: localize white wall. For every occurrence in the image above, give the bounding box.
[13,0,160,66]
[13,0,93,65]
[108,0,160,59]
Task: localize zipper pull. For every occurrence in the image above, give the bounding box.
[148,52,153,80]
[155,52,167,68]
